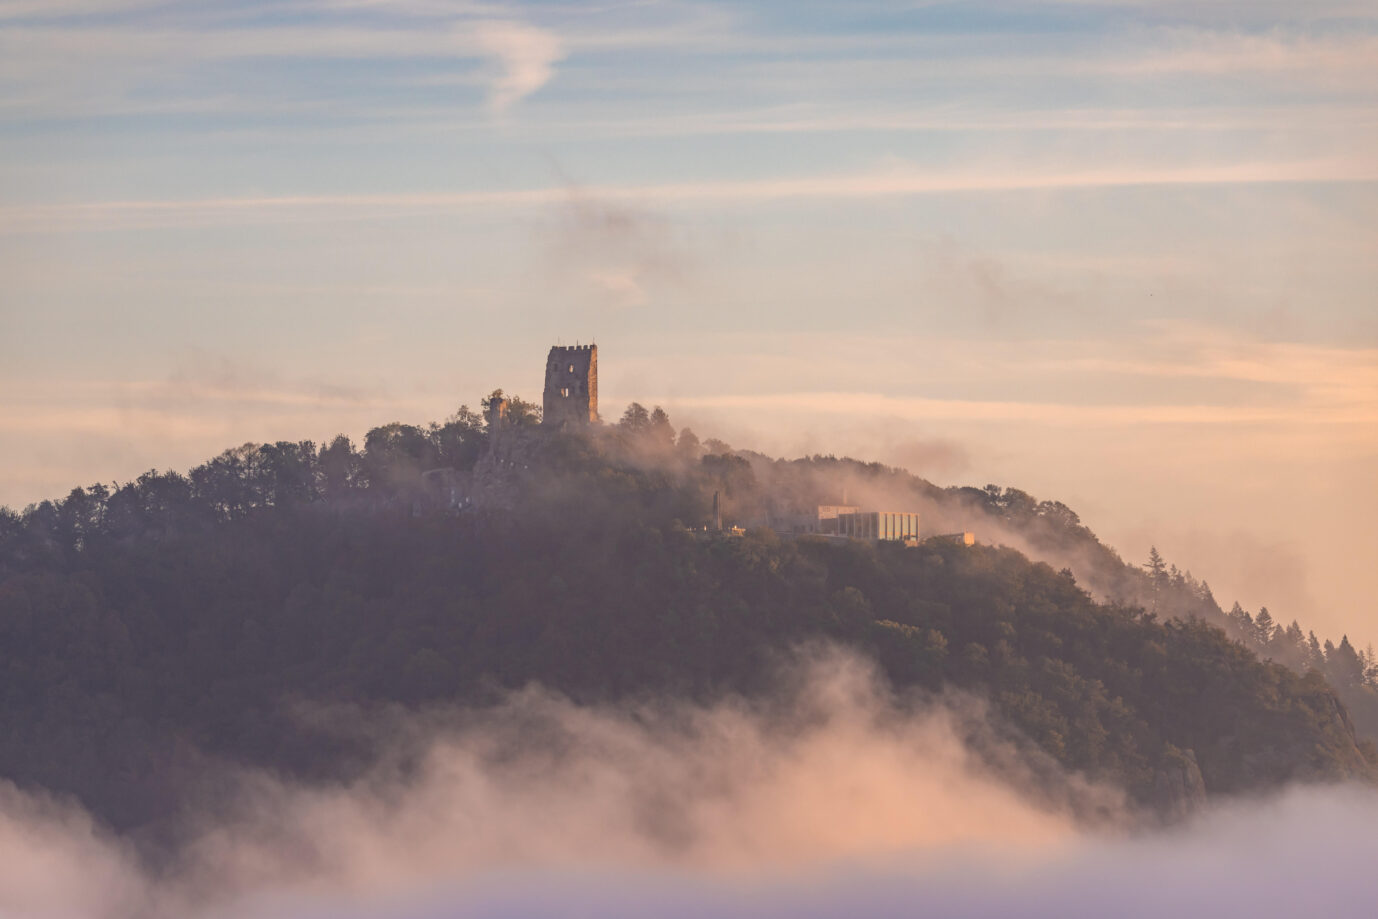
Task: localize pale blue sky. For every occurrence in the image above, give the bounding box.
[2,0,1376,636]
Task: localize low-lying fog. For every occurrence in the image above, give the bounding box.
[1,649,1372,919]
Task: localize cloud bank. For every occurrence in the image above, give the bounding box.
[0,648,1370,919]
[0,648,1103,918]
[233,783,1378,919]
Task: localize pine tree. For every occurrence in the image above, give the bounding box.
[1282,620,1306,667]
[1146,546,1167,585]
[1198,580,1218,611]
[1254,607,1277,648]
[1307,631,1324,669]
[1228,603,1255,644]
[1330,636,1365,688]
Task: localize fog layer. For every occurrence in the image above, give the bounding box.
[0,648,1370,918]
[236,782,1378,919]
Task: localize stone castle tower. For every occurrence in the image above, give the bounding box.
[542,344,598,426]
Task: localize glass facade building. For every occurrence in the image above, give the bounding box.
[835,511,919,541]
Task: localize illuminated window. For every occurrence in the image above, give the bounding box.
[568,364,575,373]
[561,388,569,397]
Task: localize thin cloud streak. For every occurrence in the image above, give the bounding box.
[650,328,1378,430]
[0,15,566,115]
[708,33,1378,90]
[6,158,1377,233]
[669,392,1378,428]
[0,0,164,18]
[1043,328,1378,400]
[1114,29,1378,77]
[520,104,1378,141]
[4,15,1376,116]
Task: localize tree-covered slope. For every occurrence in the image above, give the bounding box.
[0,402,1373,839]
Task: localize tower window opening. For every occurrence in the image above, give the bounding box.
[568,364,575,373]
[561,387,569,397]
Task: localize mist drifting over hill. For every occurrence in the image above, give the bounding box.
[6,0,1377,912]
[0,652,1374,918]
[1,397,1376,916]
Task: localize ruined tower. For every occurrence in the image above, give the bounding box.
[542,344,598,426]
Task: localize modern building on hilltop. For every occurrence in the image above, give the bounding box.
[783,504,858,534]
[543,344,598,426]
[782,504,921,543]
[836,510,920,542]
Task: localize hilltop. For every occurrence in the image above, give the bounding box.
[1,397,1374,845]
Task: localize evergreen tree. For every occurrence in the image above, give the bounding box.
[1146,546,1167,585]
[1329,636,1366,688]
[1198,580,1218,608]
[1308,631,1324,669]
[1228,603,1255,645]
[1282,620,1307,666]
[1254,607,1277,648]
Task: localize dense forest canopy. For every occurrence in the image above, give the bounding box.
[1,396,1374,849]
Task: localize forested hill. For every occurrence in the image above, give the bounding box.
[1,397,1374,841]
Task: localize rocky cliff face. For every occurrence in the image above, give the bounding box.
[1153,746,1208,820]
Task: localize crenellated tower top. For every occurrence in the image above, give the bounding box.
[542,344,598,426]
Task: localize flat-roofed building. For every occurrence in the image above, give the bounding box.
[816,504,859,535]
[778,505,858,535]
[781,505,920,543]
[836,510,920,542]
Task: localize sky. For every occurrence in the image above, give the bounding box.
[1,0,1376,641]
